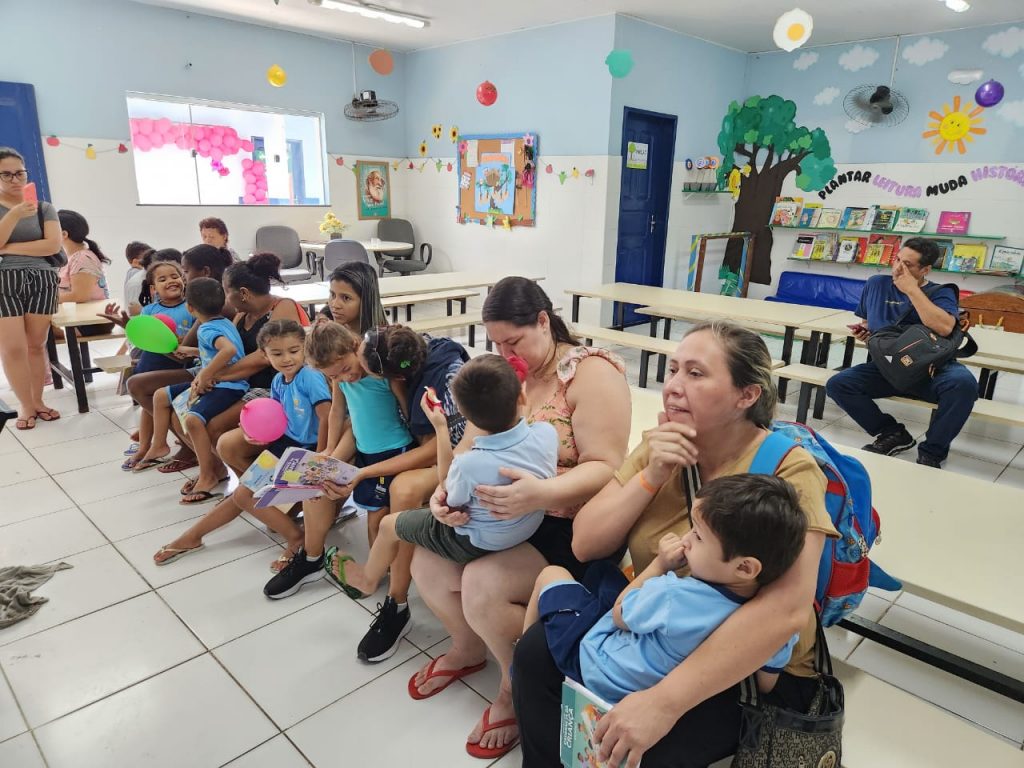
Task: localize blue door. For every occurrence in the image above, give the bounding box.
[614,107,677,327]
[0,82,52,204]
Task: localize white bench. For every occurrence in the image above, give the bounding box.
[382,288,479,323]
[407,311,484,347]
[93,354,133,375]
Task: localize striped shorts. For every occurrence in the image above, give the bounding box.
[0,268,60,318]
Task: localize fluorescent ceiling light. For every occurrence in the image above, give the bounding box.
[940,0,970,12]
[310,0,429,28]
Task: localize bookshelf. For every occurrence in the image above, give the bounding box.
[786,257,1022,279]
[771,224,1005,241]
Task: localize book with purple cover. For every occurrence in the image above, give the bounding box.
[936,211,971,235]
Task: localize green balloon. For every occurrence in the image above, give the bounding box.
[605,49,634,78]
[125,314,179,354]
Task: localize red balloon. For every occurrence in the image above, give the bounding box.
[46,136,60,147]
[153,313,177,334]
[369,49,394,75]
[476,81,498,107]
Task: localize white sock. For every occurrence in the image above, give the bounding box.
[307,553,321,563]
[395,601,408,611]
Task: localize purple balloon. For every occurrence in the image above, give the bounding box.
[975,79,1004,108]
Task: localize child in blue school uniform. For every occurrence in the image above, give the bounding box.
[152,319,333,565]
[523,474,808,705]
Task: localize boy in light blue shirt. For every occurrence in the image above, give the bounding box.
[524,474,808,704]
[333,354,557,597]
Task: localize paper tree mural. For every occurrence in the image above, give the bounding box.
[717,95,836,285]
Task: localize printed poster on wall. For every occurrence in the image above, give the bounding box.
[355,161,391,219]
[474,152,515,215]
[626,141,649,170]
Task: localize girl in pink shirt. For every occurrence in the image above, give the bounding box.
[57,209,110,303]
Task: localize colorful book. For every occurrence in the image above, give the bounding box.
[988,245,1024,274]
[931,238,955,270]
[839,206,870,230]
[893,207,929,233]
[811,233,839,261]
[867,234,902,266]
[798,203,822,227]
[836,236,866,263]
[171,386,196,430]
[936,211,971,235]
[863,244,886,265]
[869,205,900,231]
[947,243,988,273]
[560,679,627,768]
[771,197,803,227]
[817,208,843,229]
[251,447,360,507]
[791,235,815,259]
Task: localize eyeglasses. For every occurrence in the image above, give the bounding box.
[362,328,385,376]
[0,171,28,183]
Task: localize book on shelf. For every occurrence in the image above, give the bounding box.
[862,243,886,265]
[797,203,822,227]
[817,208,843,229]
[866,234,902,265]
[868,205,900,231]
[892,207,928,233]
[839,206,870,230]
[560,679,627,768]
[947,243,988,273]
[936,211,972,235]
[249,447,360,507]
[811,233,839,261]
[988,245,1024,274]
[930,238,955,270]
[771,197,803,227]
[791,235,815,259]
[836,236,867,263]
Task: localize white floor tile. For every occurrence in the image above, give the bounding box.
[115,517,276,589]
[0,733,45,768]
[0,451,47,488]
[815,423,872,451]
[0,507,106,565]
[995,465,1024,490]
[78,476,208,542]
[945,432,1022,467]
[159,548,337,648]
[0,672,26,742]
[216,594,419,729]
[0,476,74,528]
[848,605,1024,743]
[97,402,141,433]
[490,745,523,767]
[0,545,149,647]
[932,450,1006,482]
[31,431,136,474]
[0,428,25,456]
[287,654,489,767]
[0,593,204,727]
[822,593,891,661]
[223,735,310,768]
[1009,446,1024,470]
[33,654,277,768]
[13,411,120,450]
[54,458,189,505]
[425,637,500,703]
[895,592,1024,657]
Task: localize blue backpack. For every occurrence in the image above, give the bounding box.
[750,422,901,627]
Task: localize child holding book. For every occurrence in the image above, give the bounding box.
[327,354,558,601]
[136,277,247,502]
[152,319,332,565]
[524,474,807,705]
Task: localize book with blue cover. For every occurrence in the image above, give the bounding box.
[560,679,632,768]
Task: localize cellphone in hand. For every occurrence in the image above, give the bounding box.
[847,323,867,334]
[22,182,37,204]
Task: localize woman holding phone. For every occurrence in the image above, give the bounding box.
[0,147,63,430]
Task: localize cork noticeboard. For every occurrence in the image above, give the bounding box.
[455,132,538,228]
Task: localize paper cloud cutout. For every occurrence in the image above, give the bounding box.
[793,52,819,71]
[845,119,871,135]
[839,45,880,72]
[997,100,1024,128]
[982,26,1024,58]
[813,87,841,105]
[903,37,949,66]
[948,69,983,85]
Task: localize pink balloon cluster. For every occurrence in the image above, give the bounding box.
[241,157,268,205]
[129,118,256,178]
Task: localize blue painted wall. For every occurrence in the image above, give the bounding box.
[4,0,406,156]
[403,16,617,157]
[609,16,749,160]
[746,24,1024,164]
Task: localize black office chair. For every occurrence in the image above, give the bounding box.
[377,218,432,277]
[253,225,316,283]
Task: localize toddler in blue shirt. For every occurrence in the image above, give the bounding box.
[332,354,558,598]
[524,474,808,704]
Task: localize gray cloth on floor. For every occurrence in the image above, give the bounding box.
[0,562,73,628]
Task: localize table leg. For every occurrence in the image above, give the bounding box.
[796,382,812,424]
[405,305,412,322]
[468,324,476,348]
[985,370,999,400]
[446,299,453,316]
[977,368,990,399]
[615,302,625,331]
[64,326,90,413]
[842,337,855,369]
[79,335,94,384]
[571,295,580,323]
[656,318,672,383]
[46,327,63,391]
[639,351,650,389]
[778,326,796,402]
[801,331,820,365]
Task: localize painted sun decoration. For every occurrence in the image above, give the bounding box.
[922,95,986,155]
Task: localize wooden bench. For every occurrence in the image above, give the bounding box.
[47,326,126,394]
[382,289,478,323]
[94,354,134,374]
[407,311,484,347]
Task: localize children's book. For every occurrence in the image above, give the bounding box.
[839,206,870,230]
[869,205,900,231]
[810,233,839,261]
[239,450,282,492]
[989,245,1024,274]
[791,235,815,259]
[817,208,843,229]
[947,243,988,273]
[836,236,865,263]
[251,447,359,507]
[867,234,902,266]
[797,203,822,228]
[171,386,196,430]
[930,238,955,270]
[936,211,971,235]
[893,207,929,233]
[771,197,803,227]
[560,679,629,768]
[862,243,886,265]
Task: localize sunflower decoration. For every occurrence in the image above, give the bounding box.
[431,124,442,140]
[449,126,459,143]
[922,95,986,155]
[419,140,428,157]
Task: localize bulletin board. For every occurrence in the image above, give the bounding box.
[456,132,538,228]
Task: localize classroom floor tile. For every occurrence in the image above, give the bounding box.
[0,476,74,528]
[12,411,120,450]
[0,451,48,488]
[30,431,137,475]
[222,735,311,768]
[0,507,106,565]
[53,457,190,505]
[77,475,209,542]
[0,733,46,768]
[0,672,26,742]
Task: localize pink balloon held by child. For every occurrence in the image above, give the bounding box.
[239,398,288,443]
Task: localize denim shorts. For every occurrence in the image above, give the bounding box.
[167,382,245,425]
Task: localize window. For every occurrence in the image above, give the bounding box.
[126,93,328,206]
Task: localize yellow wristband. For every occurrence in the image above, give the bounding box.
[637,471,659,495]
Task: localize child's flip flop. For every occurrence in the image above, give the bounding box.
[179,490,224,506]
[132,457,169,473]
[153,544,205,566]
[323,546,369,600]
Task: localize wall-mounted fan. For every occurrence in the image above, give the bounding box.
[343,42,399,122]
[843,36,910,128]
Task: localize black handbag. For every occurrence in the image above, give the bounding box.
[732,620,844,768]
[866,283,977,391]
[35,202,67,268]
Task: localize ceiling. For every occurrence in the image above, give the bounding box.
[131,0,1024,52]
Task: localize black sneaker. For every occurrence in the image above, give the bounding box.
[264,548,323,599]
[357,596,411,663]
[862,426,916,456]
[916,452,943,469]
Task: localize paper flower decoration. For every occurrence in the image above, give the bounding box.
[502,216,511,231]
[431,124,442,140]
[523,134,535,147]
[369,49,394,75]
[418,141,428,157]
[117,143,128,154]
[318,211,346,235]
[584,169,595,178]
[571,167,580,179]
[447,162,453,171]
[773,9,813,52]
[545,164,553,174]
[558,171,567,185]
[85,144,97,160]
[335,156,345,166]
[408,161,414,169]
[435,159,443,172]
[458,140,468,154]
[392,161,400,171]
[449,126,459,142]
[922,95,986,154]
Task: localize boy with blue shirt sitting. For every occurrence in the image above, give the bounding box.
[523,474,807,704]
[825,237,978,468]
[332,354,558,597]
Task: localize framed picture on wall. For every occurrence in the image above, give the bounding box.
[355,160,390,219]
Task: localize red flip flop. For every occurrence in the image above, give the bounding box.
[465,705,519,759]
[407,655,486,701]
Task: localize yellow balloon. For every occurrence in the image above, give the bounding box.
[267,64,287,88]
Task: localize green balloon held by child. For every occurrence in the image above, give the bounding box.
[125,315,179,354]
